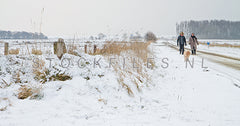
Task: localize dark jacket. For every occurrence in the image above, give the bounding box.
[177,35,186,46]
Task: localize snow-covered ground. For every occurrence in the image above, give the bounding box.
[0,40,240,126]
[196,44,240,59]
[199,39,240,45]
[168,40,240,59]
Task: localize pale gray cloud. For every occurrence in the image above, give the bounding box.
[0,0,239,37]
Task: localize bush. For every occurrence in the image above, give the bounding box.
[144,32,157,42]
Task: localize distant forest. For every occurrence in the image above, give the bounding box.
[176,20,240,39]
[0,30,48,39]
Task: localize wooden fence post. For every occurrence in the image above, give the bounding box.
[84,45,87,54]
[94,45,97,54]
[54,42,57,54]
[4,43,9,55]
[54,38,67,59]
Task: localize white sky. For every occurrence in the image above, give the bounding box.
[0,0,239,37]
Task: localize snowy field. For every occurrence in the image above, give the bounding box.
[197,44,240,59]
[0,40,240,126]
[198,39,240,59]
[199,39,240,45]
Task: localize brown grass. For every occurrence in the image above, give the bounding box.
[18,85,33,99]
[48,73,72,82]
[32,59,71,83]
[18,85,42,99]
[115,65,150,96]
[67,44,78,56]
[93,41,152,96]
[92,41,152,62]
[9,48,20,55]
[89,41,153,96]
[32,48,42,55]
[32,59,48,83]
[117,74,134,97]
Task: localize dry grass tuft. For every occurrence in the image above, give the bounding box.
[115,66,147,96]
[92,41,152,62]
[67,44,78,56]
[32,48,42,55]
[122,83,134,97]
[49,73,72,82]
[18,85,43,100]
[9,48,20,55]
[18,85,33,99]
[32,59,49,83]
[32,59,71,83]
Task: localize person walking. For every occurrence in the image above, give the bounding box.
[189,33,199,55]
[177,32,187,55]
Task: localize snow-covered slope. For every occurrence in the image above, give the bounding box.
[0,41,240,126]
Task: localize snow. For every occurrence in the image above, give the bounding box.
[168,40,240,59]
[199,39,240,45]
[196,44,240,59]
[0,40,240,126]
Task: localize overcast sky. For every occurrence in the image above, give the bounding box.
[0,0,239,37]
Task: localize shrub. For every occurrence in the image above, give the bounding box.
[144,32,157,42]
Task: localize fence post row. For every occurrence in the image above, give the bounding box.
[2,40,96,56]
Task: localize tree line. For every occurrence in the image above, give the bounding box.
[176,20,240,39]
[0,30,48,39]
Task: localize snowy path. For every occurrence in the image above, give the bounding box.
[164,41,240,86]
[151,41,240,125]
